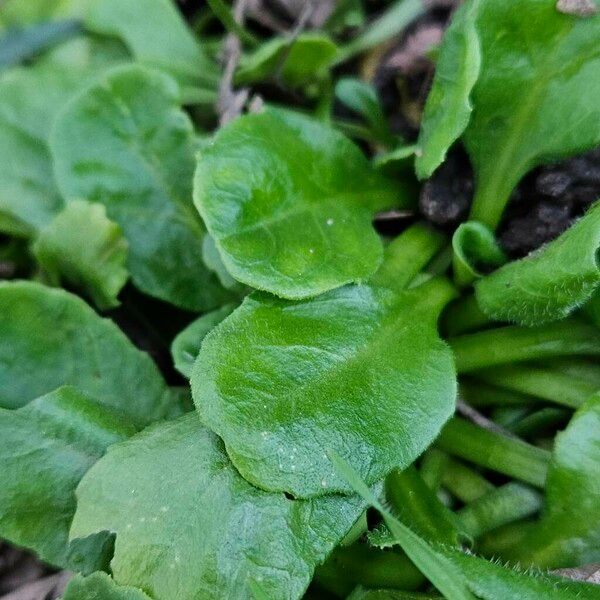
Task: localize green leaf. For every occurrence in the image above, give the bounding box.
[0,281,169,425]
[194,109,408,300]
[0,386,135,568]
[475,202,600,325]
[33,200,129,310]
[61,572,152,600]
[84,0,218,86]
[584,288,600,327]
[464,0,600,228]
[0,0,88,29]
[329,451,477,600]
[385,466,462,547]
[348,589,440,600]
[51,64,231,311]
[236,33,338,88]
[416,0,481,179]
[71,414,365,600]
[202,234,247,293]
[335,77,395,146]
[171,303,236,379]
[452,221,507,288]
[192,277,456,497]
[0,18,82,69]
[0,63,80,235]
[508,394,600,568]
[439,546,600,599]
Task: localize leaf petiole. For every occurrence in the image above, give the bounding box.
[449,319,600,372]
[436,417,550,488]
[457,482,542,539]
[474,364,599,409]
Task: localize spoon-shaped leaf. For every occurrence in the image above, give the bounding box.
[51,64,231,311]
[70,414,365,600]
[475,202,600,325]
[192,277,456,498]
[194,108,410,300]
[0,281,169,425]
[464,0,600,228]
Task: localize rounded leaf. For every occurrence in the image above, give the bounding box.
[194,109,406,299]
[192,279,457,497]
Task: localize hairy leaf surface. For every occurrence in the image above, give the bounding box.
[440,546,600,599]
[476,202,600,325]
[192,278,456,497]
[71,414,365,600]
[195,109,408,299]
[0,64,79,235]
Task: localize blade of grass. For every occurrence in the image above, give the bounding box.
[329,451,477,600]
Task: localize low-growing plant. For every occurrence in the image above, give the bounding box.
[0,0,599,599]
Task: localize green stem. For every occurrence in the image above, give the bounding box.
[457,482,542,539]
[315,543,424,597]
[180,86,218,106]
[441,456,495,504]
[442,295,491,337]
[490,406,532,429]
[478,520,537,557]
[449,319,600,373]
[205,0,259,46]
[436,418,551,488]
[460,379,541,408]
[335,0,425,64]
[468,165,523,230]
[386,466,460,546]
[333,118,379,142]
[425,244,454,277]
[509,407,569,438]
[535,357,600,387]
[371,223,447,291]
[474,365,597,409]
[420,448,450,491]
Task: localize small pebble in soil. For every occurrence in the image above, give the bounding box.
[419,149,474,227]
